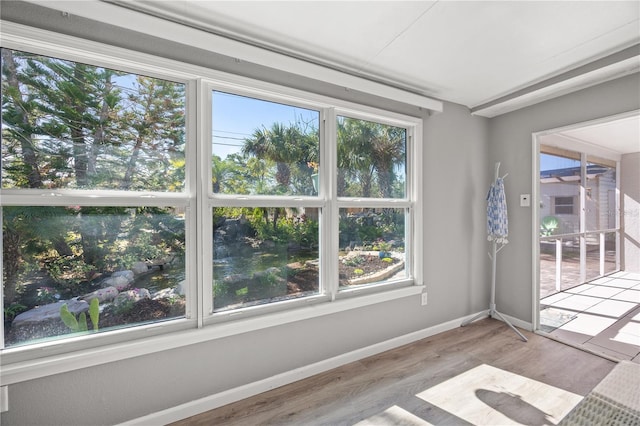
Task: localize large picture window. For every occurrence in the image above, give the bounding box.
[1,49,190,348]
[1,38,422,363]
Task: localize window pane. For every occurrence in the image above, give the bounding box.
[540,152,581,235]
[337,116,406,198]
[585,160,616,232]
[339,208,406,288]
[212,207,319,311]
[2,206,186,348]
[211,91,320,196]
[1,49,186,191]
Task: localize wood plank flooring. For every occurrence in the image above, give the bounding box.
[171,318,616,425]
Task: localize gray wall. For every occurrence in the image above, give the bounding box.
[621,152,640,273]
[489,73,640,322]
[1,3,492,425]
[0,107,491,426]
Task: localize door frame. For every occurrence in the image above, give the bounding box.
[530,110,636,332]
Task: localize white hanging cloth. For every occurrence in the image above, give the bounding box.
[486,176,509,244]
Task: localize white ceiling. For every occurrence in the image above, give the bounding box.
[558,114,640,155]
[114,0,640,114]
[17,0,640,153]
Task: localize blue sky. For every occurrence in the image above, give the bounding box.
[211,91,319,159]
[540,153,580,172]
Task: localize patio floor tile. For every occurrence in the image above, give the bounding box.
[554,312,617,336]
[564,284,594,294]
[611,289,640,303]
[584,299,637,317]
[601,278,640,289]
[547,294,604,312]
[579,285,625,299]
[540,270,640,361]
[540,292,573,305]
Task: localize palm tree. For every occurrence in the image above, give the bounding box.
[243,123,293,190]
[371,126,405,198]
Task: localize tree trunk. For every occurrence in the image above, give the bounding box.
[72,65,89,187]
[2,228,21,304]
[1,49,43,188]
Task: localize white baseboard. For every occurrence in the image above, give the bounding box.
[119,312,498,425]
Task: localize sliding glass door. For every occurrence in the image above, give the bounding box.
[539,145,619,299]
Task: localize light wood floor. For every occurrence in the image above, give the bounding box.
[171,318,616,425]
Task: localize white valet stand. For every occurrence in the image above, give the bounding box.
[461,162,528,342]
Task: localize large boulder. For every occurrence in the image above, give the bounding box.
[111,270,134,283]
[101,275,130,291]
[131,262,148,275]
[114,288,151,306]
[82,286,119,303]
[9,299,89,342]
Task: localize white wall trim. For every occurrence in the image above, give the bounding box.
[118,312,526,425]
[17,0,443,112]
[1,285,424,385]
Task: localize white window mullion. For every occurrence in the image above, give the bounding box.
[199,81,214,321]
[579,153,587,283]
[324,108,339,300]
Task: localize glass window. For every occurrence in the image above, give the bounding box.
[554,196,574,215]
[2,48,189,349]
[1,49,186,192]
[337,116,406,199]
[212,91,320,196]
[212,207,319,311]
[2,206,186,347]
[338,208,406,289]
[585,158,616,232]
[2,41,421,357]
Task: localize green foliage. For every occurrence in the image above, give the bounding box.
[381,257,393,263]
[375,240,392,253]
[342,255,365,267]
[4,303,28,322]
[59,298,99,333]
[541,216,559,236]
[88,298,100,331]
[35,287,58,305]
[353,269,364,275]
[112,299,135,316]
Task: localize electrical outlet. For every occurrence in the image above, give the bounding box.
[421,292,428,305]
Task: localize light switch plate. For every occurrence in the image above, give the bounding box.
[520,194,531,207]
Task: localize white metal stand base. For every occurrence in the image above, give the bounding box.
[461,303,528,342]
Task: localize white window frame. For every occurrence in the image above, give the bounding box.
[0,21,424,385]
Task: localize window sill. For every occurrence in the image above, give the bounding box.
[0,284,424,385]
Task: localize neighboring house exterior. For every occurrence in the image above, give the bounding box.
[540,165,616,241]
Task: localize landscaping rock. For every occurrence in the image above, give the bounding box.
[111,270,134,283]
[101,275,130,291]
[152,287,180,300]
[114,288,151,306]
[9,299,89,342]
[176,280,186,296]
[131,262,148,275]
[82,286,119,303]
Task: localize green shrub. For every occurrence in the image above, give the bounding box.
[60,298,99,332]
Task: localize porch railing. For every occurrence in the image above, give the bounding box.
[540,229,618,292]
